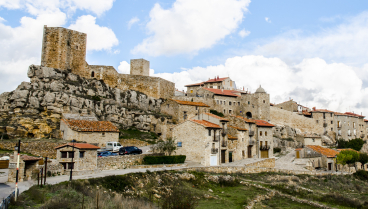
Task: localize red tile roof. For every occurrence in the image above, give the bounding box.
[205,77,229,83]
[185,82,204,87]
[227,134,238,140]
[203,88,240,97]
[334,112,348,116]
[306,145,339,158]
[203,112,229,121]
[190,119,221,129]
[55,143,100,150]
[21,155,42,161]
[231,115,256,123]
[311,109,335,113]
[302,111,311,116]
[62,119,119,132]
[344,112,365,118]
[171,99,210,107]
[364,119,368,122]
[295,148,303,151]
[228,125,248,131]
[254,119,275,127]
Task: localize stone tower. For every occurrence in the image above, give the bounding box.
[255,85,270,121]
[41,26,87,74]
[130,59,150,76]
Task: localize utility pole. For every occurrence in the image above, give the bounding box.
[44,157,48,185]
[70,140,76,181]
[15,140,21,201]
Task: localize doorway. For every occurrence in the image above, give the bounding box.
[261,150,268,158]
[210,155,217,166]
[221,150,226,163]
[328,163,332,171]
[229,151,233,163]
[248,146,252,158]
[246,112,252,119]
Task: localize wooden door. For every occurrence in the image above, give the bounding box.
[296,151,300,159]
[229,152,233,162]
[248,146,252,158]
[261,150,268,158]
[221,150,226,163]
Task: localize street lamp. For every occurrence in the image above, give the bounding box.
[70,139,76,181]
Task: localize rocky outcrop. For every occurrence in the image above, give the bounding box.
[272,125,301,140]
[0,65,171,139]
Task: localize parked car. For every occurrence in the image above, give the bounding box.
[98,151,118,157]
[119,146,142,155]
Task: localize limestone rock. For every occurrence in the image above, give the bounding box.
[360,143,368,154]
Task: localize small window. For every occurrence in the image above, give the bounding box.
[79,151,85,158]
[61,152,67,158]
[323,113,325,119]
[233,102,236,106]
[248,101,250,105]
[91,71,95,77]
[316,120,319,124]
[330,113,333,117]
[196,106,198,110]
[312,139,315,142]
[167,104,169,108]
[184,111,187,120]
[76,45,79,50]
[223,109,226,113]
[190,90,193,93]
[331,128,333,131]
[238,102,240,106]
[102,132,105,137]
[177,142,182,147]
[265,131,267,136]
[208,129,211,136]
[229,110,232,114]
[68,152,74,158]
[242,138,244,142]
[217,100,219,104]
[62,163,67,169]
[220,101,222,105]
[331,121,333,124]
[260,131,263,136]
[263,100,265,103]
[68,163,74,169]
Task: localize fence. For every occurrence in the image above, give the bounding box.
[0,190,19,209]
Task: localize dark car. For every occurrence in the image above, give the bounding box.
[98,151,118,157]
[119,146,142,155]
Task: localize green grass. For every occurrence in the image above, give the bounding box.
[119,127,158,143]
[256,194,317,209]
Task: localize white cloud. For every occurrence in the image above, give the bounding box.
[117,61,130,74]
[127,17,139,29]
[238,29,250,38]
[265,17,271,23]
[69,15,119,51]
[132,0,250,56]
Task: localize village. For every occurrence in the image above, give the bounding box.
[1,26,368,208]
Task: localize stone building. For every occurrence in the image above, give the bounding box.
[41,26,174,99]
[301,145,339,171]
[273,99,311,113]
[185,77,236,94]
[60,119,120,146]
[8,152,42,182]
[227,125,250,161]
[160,99,210,124]
[55,143,100,175]
[295,134,322,146]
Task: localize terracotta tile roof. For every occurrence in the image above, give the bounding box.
[203,112,229,121]
[190,119,221,129]
[185,82,204,87]
[203,88,240,97]
[295,148,303,151]
[228,125,248,131]
[254,119,275,127]
[306,145,339,158]
[21,155,42,161]
[61,119,119,132]
[231,115,256,123]
[311,109,335,113]
[364,119,368,122]
[334,112,348,116]
[227,134,238,140]
[55,143,100,150]
[345,112,365,118]
[171,99,210,107]
[205,77,229,83]
[302,111,311,116]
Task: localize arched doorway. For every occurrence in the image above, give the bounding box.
[91,71,95,77]
[246,112,252,119]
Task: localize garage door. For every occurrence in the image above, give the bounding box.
[261,150,268,158]
[210,155,218,166]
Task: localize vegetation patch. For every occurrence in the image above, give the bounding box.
[337,138,365,151]
[143,155,186,165]
[119,127,158,143]
[210,109,224,117]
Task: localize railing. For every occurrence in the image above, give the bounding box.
[221,140,227,147]
[248,139,255,146]
[323,123,328,127]
[211,148,218,154]
[0,190,19,209]
[213,135,220,142]
[249,131,254,136]
[260,145,270,150]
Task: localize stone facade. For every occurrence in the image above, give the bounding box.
[274,100,298,112]
[295,134,322,146]
[186,77,236,94]
[160,99,209,124]
[8,152,42,182]
[41,27,174,99]
[97,154,145,170]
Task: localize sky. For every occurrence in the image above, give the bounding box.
[1,0,368,115]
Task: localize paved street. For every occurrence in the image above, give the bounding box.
[275,149,309,171]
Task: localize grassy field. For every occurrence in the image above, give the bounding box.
[9,170,368,209]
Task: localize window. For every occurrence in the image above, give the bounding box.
[79,151,85,158]
[190,90,193,93]
[220,101,222,105]
[167,104,169,108]
[323,113,325,119]
[312,139,315,142]
[102,132,105,137]
[183,111,187,120]
[208,129,211,136]
[68,163,74,169]
[316,120,319,124]
[177,142,182,147]
[91,71,95,77]
[338,121,341,127]
[61,152,67,158]
[265,131,267,136]
[263,100,265,103]
[330,113,333,117]
[223,109,226,113]
[217,100,219,104]
[233,102,236,106]
[238,102,240,106]
[242,138,244,142]
[224,101,226,105]
[331,121,333,124]
[229,110,232,114]
[195,106,198,110]
[353,122,356,128]
[248,101,250,105]
[62,163,67,169]
[260,131,263,136]
[68,152,74,158]
[331,128,333,131]
[338,130,342,136]
[229,101,232,105]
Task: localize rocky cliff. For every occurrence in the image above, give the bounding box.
[0,65,171,139]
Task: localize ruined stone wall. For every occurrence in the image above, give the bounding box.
[41,26,86,75]
[97,154,145,170]
[130,59,149,76]
[274,100,298,112]
[270,107,323,134]
[0,65,170,139]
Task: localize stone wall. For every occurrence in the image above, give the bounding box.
[270,107,323,134]
[245,157,275,168]
[0,141,64,159]
[97,154,146,170]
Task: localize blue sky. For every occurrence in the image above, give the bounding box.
[1,0,368,115]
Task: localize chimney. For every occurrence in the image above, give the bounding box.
[313,107,316,111]
[217,75,219,79]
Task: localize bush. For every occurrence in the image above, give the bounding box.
[354,170,368,181]
[143,155,186,165]
[210,109,224,117]
[337,150,360,165]
[152,137,177,156]
[273,147,281,153]
[359,153,368,165]
[337,138,365,151]
[159,184,199,209]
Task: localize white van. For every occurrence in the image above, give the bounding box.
[105,142,123,152]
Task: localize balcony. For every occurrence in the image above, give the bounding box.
[221,140,228,147]
[249,131,254,136]
[213,135,220,142]
[248,139,255,146]
[260,145,270,150]
[211,148,218,154]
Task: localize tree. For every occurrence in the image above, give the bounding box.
[337,138,365,151]
[359,153,368,165]
[152,137,177,156]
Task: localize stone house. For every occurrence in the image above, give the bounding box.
[172,119,225,166]
[8,153,42,182]
[253,119,275,158]
[60,119,120,146]
[160,99,210,124]
[295,134,322,146]
[55,143,100,175]
[301,145,339,171]
[185,76,236,95]
[274,99,311,113]
[227,125,250,161]
[229,116,257,159]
